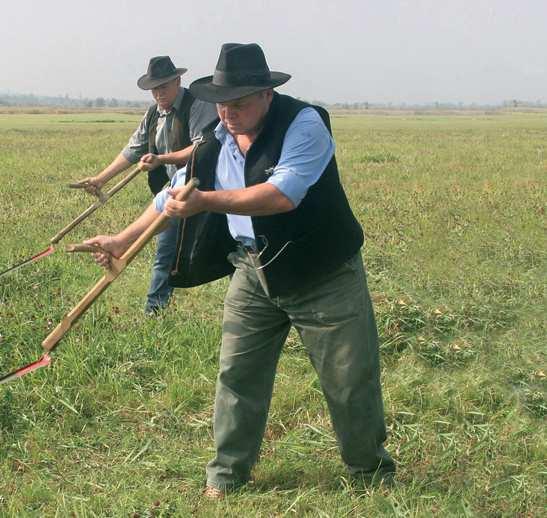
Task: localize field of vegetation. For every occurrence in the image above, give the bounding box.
[0,110,545,516]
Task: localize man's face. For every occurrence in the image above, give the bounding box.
[217,90,273,136]
[151,77,180,110]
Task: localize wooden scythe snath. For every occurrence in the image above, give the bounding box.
[0,165,144,279]
[0,178,199,385]
[52,165,145,244]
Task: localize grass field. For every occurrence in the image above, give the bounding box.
[0,110,545,517]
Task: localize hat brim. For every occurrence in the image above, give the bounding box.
[189,72,291,103]
[137,68,187,90]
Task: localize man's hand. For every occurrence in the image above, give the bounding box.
[83,235,128,269]
[164,186,206,218]
[69,176,105,198]
[140,153,162,171]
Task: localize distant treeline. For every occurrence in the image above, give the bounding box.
[308,99,547,110]
[0,93,149,109]
[1,92,545,110]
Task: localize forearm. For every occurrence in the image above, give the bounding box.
[97,154,132,183]
[200,183,294,216]
[157,144,195,166]
[117,203,164,248]
[84,202,166,266]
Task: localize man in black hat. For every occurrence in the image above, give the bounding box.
[84,43,395,496]
[71,56,217,314]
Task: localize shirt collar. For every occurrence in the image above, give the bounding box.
[156,87,184,116]
[214,121,229,144]
[214,121,243,158]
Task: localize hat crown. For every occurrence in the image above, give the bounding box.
[213,43,272,87]
[137,56,186,90]
[189,42,291,103]
[148,56,177,80]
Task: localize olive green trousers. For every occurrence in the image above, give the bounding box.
[206,248,395,490]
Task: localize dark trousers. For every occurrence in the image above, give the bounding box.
[206,248,395,489]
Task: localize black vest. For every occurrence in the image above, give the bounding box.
[144,88,195,194]
[169,93,364,297]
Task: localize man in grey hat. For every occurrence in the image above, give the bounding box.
[84,43,395,496]
[72,56,217,314]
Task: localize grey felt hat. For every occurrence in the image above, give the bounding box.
[137,56,187,90]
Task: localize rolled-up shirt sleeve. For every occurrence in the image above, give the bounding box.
[266,107,335,207]
[121,113,150,163]
[154,166,187,212]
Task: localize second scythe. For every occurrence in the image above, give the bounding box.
[0,165,144,279]
[0,178,198,385]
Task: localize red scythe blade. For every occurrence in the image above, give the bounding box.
[0,245,55,279]
[0,354,52,385]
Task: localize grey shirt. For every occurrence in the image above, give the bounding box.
[121,87,218,179]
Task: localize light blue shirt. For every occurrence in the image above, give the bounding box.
[154,106,335,239]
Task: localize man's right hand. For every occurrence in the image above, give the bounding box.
[69,176,105,197]
[139,153,162,171]
[83,235,128,269]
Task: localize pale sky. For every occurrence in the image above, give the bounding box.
[1,0,545,104]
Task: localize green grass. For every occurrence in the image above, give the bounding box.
[0,111,545,516]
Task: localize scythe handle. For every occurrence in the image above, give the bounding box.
[50,166,143,244]
[118,178,200,268]
[102,165,143,198]
[49,201,103,245]
[65,243,105,254]
[42,275,113,351]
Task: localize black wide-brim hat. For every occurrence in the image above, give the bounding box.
[137,56,187,90]
[190,43,291,103]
